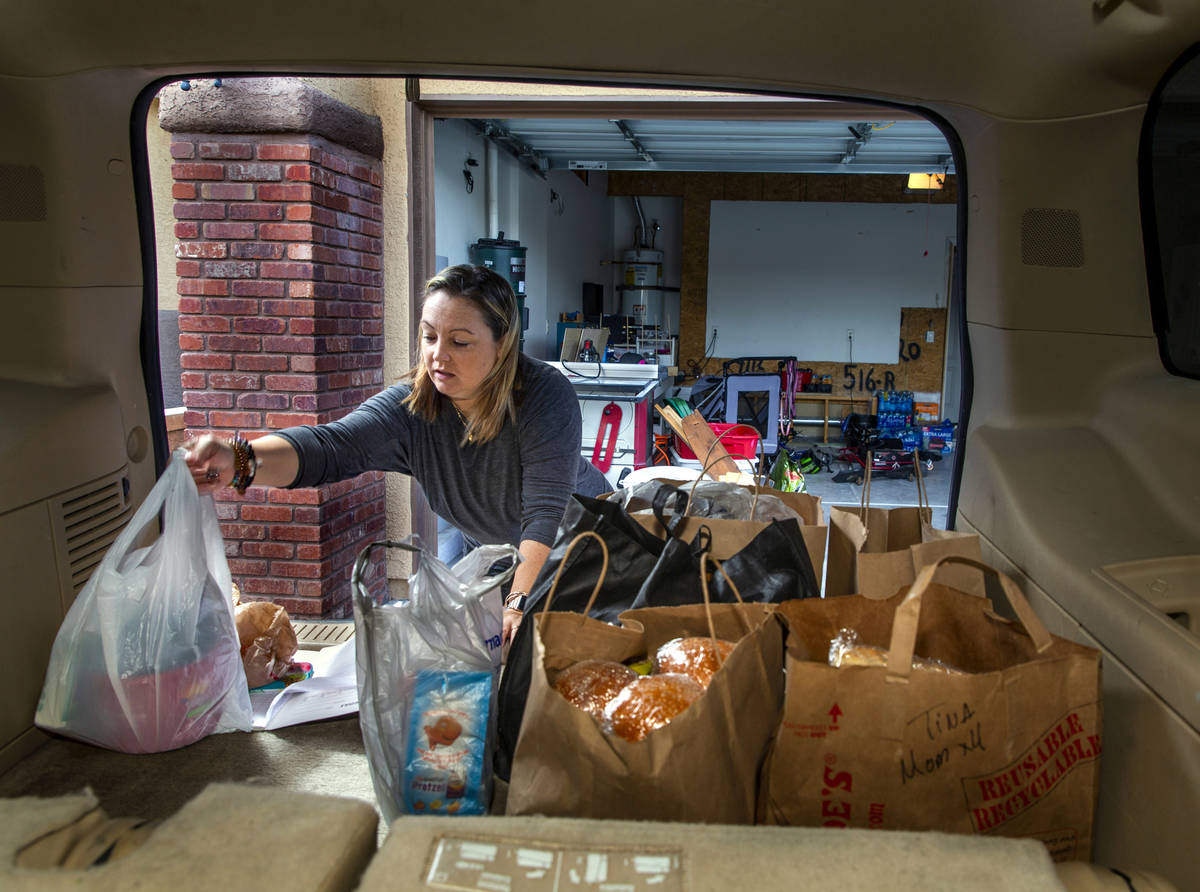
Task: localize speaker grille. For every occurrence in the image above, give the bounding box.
[1021,208,1083,268]
[56,474,132,595]
[0,164,47,221]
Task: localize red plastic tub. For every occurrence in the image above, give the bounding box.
[674,423,760,462]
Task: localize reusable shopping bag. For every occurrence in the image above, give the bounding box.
[494,487,819,781]
[760,555,1102,862]
[827,452,984,598]
[506,534,783,824]
[35,450,252,753]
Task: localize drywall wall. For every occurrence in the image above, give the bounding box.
[706,200,956,364]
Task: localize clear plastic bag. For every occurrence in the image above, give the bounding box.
[613,478,801,523]
[351,537,518,823]
[35,450,252,753]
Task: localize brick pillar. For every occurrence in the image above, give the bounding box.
[169,119,386,617]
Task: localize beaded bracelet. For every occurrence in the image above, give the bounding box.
[229,435,258,495]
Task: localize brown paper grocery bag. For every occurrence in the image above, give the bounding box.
[826,453,983,598]
[760,555,1102,863]
[506,537,784,824]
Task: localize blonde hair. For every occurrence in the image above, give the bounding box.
[402,264,521,444]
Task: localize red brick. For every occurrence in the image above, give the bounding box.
[350,163,372,182]
[263,335,316,353]
[271,561,324,579]
[228,558,270,576]
[268,488,321,505]
[204,260,258,278]
[177,278,228,296]
[241,505,294,522]
[259,143,317,161]
[232,280,286,298]
[266,412,320,427]
[177,296,203,313]
[172,183,197,200]
[262,298,314,316]
[181,353,233,370]
[286,204,337,226]
[179,373,207,390]
[205,297,259,315]
[321,152,350,175]
[198,142,254,160]
[175,241,227,259]
[202,222,256,240]
[370,170,382,187]
[233,317,286,335]
[220,523,267,540]
[269,524,322,542]
[265,374,319,392]
[271,594,323,615]
[258,184,313,202]
[211,411,263,428]
[241,578,296,596]
[235,355,289,372]
[231,242,285,260]
[183,410,208,427]
[208,334,263,352]
[290,355,340,373]
[229,204,284,221]
[178,315,230,333]
[177,333,204,352]
[260,261,316,279]
[242,541,296,559]
[185,391,236,409]
[175,221,200,239]
[226,162,283,181]
[175,260,201,277]
[237,392,289,409]
[200,182,256,201]
[172,162,225,180]
[170,141,196,159]
[260,223,316,241]
[209,373,261,390]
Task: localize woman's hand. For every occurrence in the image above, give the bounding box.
[184,434,234,495]
[502,606,523,645]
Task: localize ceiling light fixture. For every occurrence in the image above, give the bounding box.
[906,172,944,190]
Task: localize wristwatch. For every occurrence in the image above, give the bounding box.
[504,591,528,612]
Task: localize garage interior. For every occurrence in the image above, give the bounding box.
[420,80,961,533]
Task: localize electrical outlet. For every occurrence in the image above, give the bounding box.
[926,330,935,343]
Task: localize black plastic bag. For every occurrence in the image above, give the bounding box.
[494,490,820,782]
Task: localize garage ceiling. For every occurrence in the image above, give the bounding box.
[420,95,955,178]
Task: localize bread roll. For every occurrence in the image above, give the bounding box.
[235,600,299,688]
[828,629,963,674]
[603,673,704,742]
[654,636,736,689]
[552,659,637,720]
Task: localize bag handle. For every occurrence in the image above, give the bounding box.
[650,482,691,540]
[699,552,751,668]
[537,530,609,632]
[858,451,874,524]
[886,555,1055,683]
[912,448,931,518]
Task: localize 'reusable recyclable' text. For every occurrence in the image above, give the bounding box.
[965,711,1101,831]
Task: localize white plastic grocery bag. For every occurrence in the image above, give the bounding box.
[36,450,252,752]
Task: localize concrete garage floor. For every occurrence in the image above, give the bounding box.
[799,451,955,529]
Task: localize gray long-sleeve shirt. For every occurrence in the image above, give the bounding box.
[276,355,608,549]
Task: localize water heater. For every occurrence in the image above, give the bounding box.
[470,232,528,337]
[620,248,664,324]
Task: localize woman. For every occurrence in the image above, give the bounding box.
[185,264,609,642]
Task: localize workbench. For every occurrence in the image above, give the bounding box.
[787,392,872,442]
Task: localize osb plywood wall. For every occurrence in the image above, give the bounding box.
[608,171,956,403]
